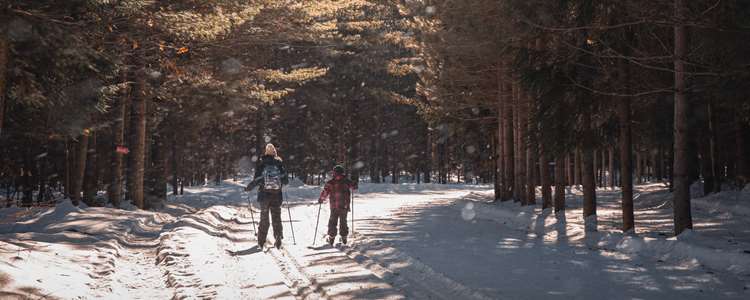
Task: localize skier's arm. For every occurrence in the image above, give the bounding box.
[280,163,289,185]
[245,177,262,191]
[348,177,358,191]
[318,182,331,203]
[254,162,264,179]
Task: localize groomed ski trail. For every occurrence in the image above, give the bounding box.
[155,205,295,299]
[339,233,495,300]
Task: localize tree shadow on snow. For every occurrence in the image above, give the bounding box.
[346,193,749,299]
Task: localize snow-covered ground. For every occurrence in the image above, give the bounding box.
[1,180,748,299]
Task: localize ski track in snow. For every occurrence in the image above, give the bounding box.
[155,205,297,299]
[266,246,325,299]
[2,180,749,299]
[342,233,495,300]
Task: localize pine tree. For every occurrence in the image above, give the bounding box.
[672,0,692,235]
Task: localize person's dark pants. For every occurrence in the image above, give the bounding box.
[327,208,349,238]
[258,191,283,245]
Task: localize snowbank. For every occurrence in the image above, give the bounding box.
[460,186,750,277]
[692,187,750,218]
[609,229,750,275]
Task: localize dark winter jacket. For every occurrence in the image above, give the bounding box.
[318,175,356,210]
[246,155,289,193]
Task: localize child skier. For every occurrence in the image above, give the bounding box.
[318,165,357,245]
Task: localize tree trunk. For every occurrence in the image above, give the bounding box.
[619,98,635,233]
[37,141,49,203]
[502,81,514,200]
[596,149,600,188]
[596,150,601,187]
[540,145,552,210]
[700,139,713,195]
[495,63,505,200]
[0,23,7,137]
[392,166,398,184]
[635,151,642,184]
[566,154,573,187]
[554,155,565,213]
[737,118,749,185]
[65,140,72,198]
[423,130,432,184]
[72,130,90,206]
[126,97,137,203]
[109,85,129,208]
[673,0,692,235]
[601,149,608,187]
[647,152,652,181]
[512,83,520,201]
[516,83,531,205]
[147,133,166,210]
[582,113,597,231]
[573,147,583,186]
[369,138,380,183]
[657,144,664,182]
[130,71,147,209]
[171,139,179,196]
[650,151,655,181]
[21,140,34,206]
[707,102,720,193]
[526,147,536,205]
[437,140,446,184]
[644,152,649,182]
[609,146,615,189]
[526,92,536,205]
[83,131,98,206]
[494,128,501,200]
[661,144,668,183]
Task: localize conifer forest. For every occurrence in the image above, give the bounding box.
[1,1,749,299]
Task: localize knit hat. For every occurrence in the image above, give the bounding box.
[333,165,345,175]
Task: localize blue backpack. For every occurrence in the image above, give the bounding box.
[262,165,282,191]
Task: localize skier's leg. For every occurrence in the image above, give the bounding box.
[258,195,271,246]
[339,209,349,241]
[327,208,338,244]
[270,196,283,241]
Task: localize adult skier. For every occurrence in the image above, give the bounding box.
[245,143,289,249]
[318,165,357,245]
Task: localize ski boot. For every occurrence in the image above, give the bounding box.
[340,236,347,245]
[274,237,282,249]
[326,235,335,246]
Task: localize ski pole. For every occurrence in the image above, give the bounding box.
[312,202,322,246]
[350,188,354,235]
[248,193,257,234]
[286,191,296,245]
[287,205,296,245]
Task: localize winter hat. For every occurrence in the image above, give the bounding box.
[333,165,345,175]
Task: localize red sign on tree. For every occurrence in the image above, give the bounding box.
[116,145,130,154]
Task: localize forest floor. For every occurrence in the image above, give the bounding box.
[1,179,749,299]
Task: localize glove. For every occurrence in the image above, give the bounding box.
[318,197,325,204]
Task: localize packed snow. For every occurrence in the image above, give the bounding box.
[1,180,749,299]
